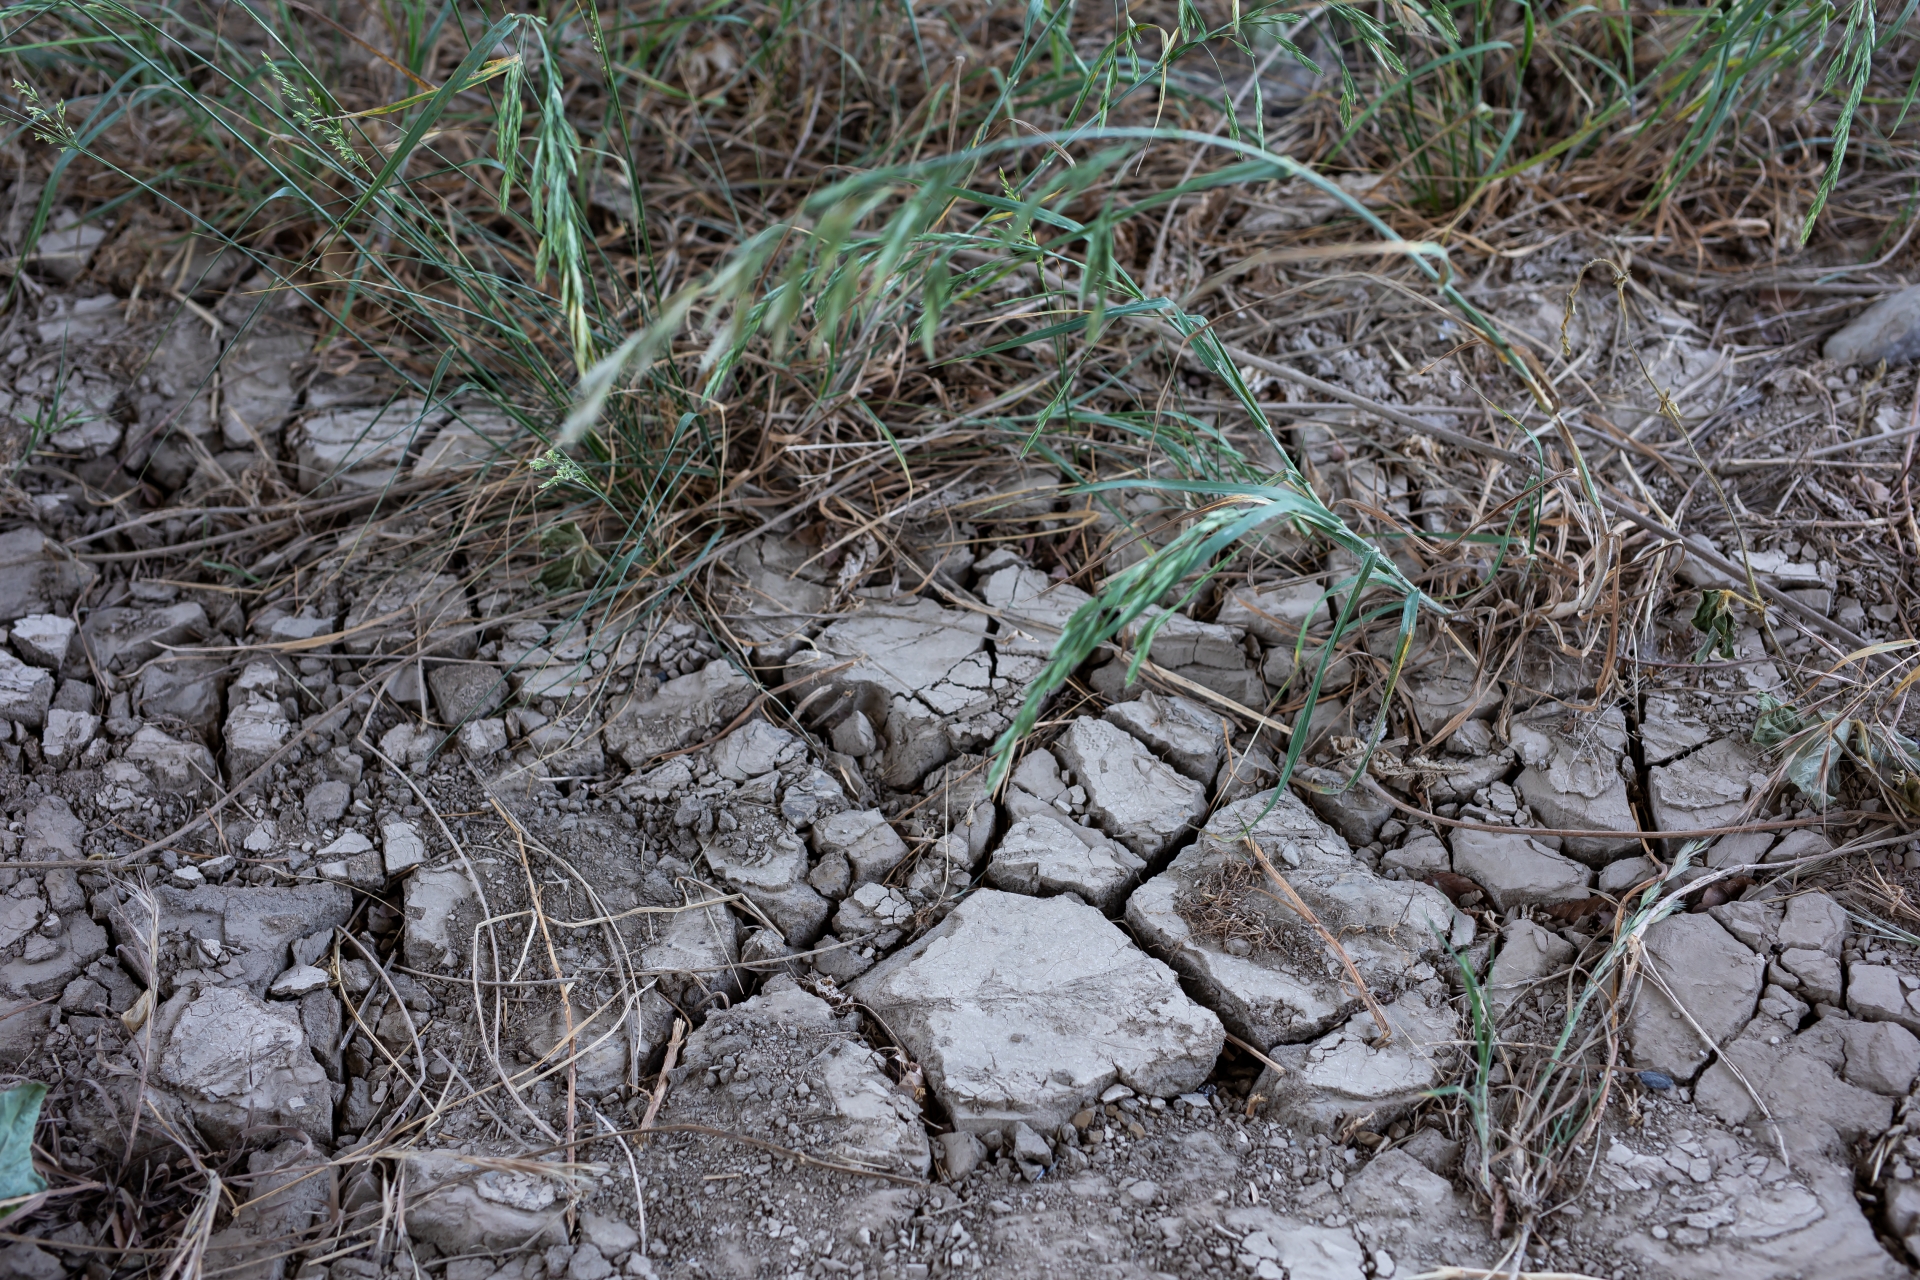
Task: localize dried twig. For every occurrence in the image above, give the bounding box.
[1242,836,1394,1045]
[638,1018,686,1140]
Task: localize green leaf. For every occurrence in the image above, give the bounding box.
[1752,694,1836,808]
[1782,735,1839,809]
[536,521,607,594]
[0,1082,47,1212]
[1751,692,1805,750]
[1691,589,1737,663]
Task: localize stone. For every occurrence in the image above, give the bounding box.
[985,811,1148,913]
[1219,741,1284,804]
[569,1244,612,1280]
[150,985,331,1148]
[1381,831,1450,878]
[268,965,330,998]
[1221,1208,1369,1280]
[382,819,427,875]
[831,712,877,757]
[1124,608,1265,707]
[1401,653,1501,736]
[977,563,1091,659]
[403,868,479,970]
[1053,716,1207,859]
[414,410,517,476]
[22,802,83,859]
[0,527,94,624]
[1648,738,1762,848]
[1342,1148,1454,1218]
[343,571,474,658]
[109,881,352,998]
[1767,828,1837,865]
[527,992,675,1097]
[1824,284,1920,365]
[31,220,106,282]
[0,1243,65,1280]
[1486,919,1574,1014]
[738,925,802,982]
[788,596,1029,787]
[1126,788,1461,1049]
[1779,891,1848,955]
[938,1130,987,1180]
[1640,694,1712,765]
[903,848,971,910]
[1009,1120,1053,1166]
[401,1151,568,1253]
[124,724,222,799]
[304,780,350,825]
[81,602,208,674]
[1627,912,1765,1074]
[1218,582,1327,645]
[1105,691,1225,785]
[1846,964,1920,1035]
[0,650,52,726]
[1695,1019,1894,1161]
[42,868,83,914]
[603,660,756,768]
[224,694,291,782]
[1425,751,1512,805]
[0,998,53,1067]
[1007,745,1068,804]
[832,882,915,938]
[1,912,106,999]
[850,890,1222,1133]
[40,709,97,761]
[288,399,435,492]
[9,613,75,669]
[231,658,291,701]
[1597,855,1658,898]
[1779,948,1844,1004]
[643,899,742,1013]
[1292,765,1396,848]
[49,412,121,458]
[525,721,605,779]
[668,981,930,1176]
[810,809,910,884]
[918,756,993,866]
[1446,720,1495,756]
[809,933,873,984]
[808,851,852,899]
[458,717,508,758]
[135,654,225,738]
[1510,704,1640,863]
[702,803,829,945]
[1448,828,1593,910]
[429,661,504,725]
[317,830,374,860]
[1711,898,1783,953]
[1708,829,1775,869]
[379,721,439,768]
[220,332,307,444]
[713,534,833,661]
[711,718,797,780]
[1837,1019,1920,1095]
[579,1211,640,1257]
[52,679,95,714]
[1254,996,1460,1134]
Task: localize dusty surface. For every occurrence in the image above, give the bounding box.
[7,183,1920,1280]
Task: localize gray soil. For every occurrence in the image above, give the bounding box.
[6,248,1920,1280]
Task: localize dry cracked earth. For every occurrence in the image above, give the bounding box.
[5,259,1920,1280]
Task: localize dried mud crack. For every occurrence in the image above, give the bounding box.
[7,3,1920,1278]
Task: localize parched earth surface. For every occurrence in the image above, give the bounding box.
[6,263,1920,1280]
